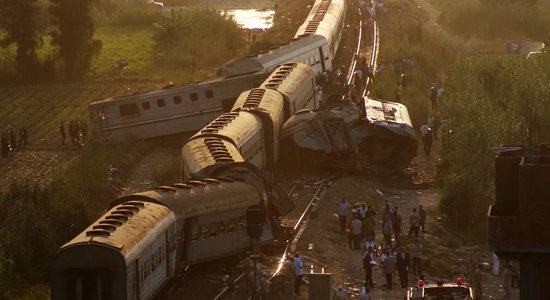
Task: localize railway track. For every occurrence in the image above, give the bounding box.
[211,178,328,300]
[159,2,380,300]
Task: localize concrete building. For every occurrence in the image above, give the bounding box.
[488,144,550,300]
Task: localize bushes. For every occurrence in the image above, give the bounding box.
[0,141,128,297]
[152,8,246,71]
[437,52,550,237]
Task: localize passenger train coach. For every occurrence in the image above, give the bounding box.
[52,174,292,300]
[88,0,347,143]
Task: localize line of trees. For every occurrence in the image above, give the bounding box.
[0,0,101,81]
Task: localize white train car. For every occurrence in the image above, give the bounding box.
[294,0,348,60]
[52,178,275,300]
[88,72,267,142]
[219,34,331,78]
[259,62,316,117]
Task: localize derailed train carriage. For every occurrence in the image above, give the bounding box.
[88,0,347,143]
[181,63,316,180]
[51,174,293,300]
[280,97,417,172]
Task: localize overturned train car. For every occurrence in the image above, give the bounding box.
[280,98,417,171]
[51,172,293,300]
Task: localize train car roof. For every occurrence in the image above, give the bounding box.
[231,88,285,113]
[364,97,415,137]
[191,110,264,147]
[294,0,347,38]
[113,178,265,217]
[182,137,245,176]
[260,63,315,98]
[218,35,326,78]
[89,72,265,107]
[58,202,174,258]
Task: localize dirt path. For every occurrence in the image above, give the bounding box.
[0,147,79,189]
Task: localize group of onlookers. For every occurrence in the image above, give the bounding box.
[1,123,28,158]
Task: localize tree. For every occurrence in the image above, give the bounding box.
[49,0,102,78]
[0,0,42,79]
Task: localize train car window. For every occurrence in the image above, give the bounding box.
[151,254,156,272]
[157,248,161,265]
[209,223,217,238]
[200,226,208,239]
[173,95,182,104]
[142,102,150,110]
[205,90,214,99]
[190,93,199,101]
[119,103,138,117]
[191,225,199,241]
[157,98,165,107]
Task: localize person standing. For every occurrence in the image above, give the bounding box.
[351,215,363,250]
[381,249,396,290]
[293,253,304,296]
[1,133,9,158]
[502,264,513,299]
[408,208,420,238]
[8,124,16,151]
[473,264,483,300]
[411,238,423,276]
[259,271,270,300]
[430,85,437,111]
[19,127,28,149]
[363,247,376,288]
[418,205,426,234]
[396,246,411,288]
[420,124,433,156]
[337,197,351,232]
[382,217,393,248]
[392,206,402,246]
[80,121,88,145]
[59,122,66,145]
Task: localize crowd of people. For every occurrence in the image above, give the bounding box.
[59,120,88,146]
[1,119,88,160]
[337,197,427,296]
[1,123,28,158]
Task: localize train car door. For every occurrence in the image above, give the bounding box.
[181,217,195,264]
[318,47,326,73]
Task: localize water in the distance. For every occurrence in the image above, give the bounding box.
[224,9,274,30]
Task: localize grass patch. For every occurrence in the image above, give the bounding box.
[433,0,550,39]
[91,26,155,77]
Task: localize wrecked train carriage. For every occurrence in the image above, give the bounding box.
[279,98,417,171]
[353,98,417,171]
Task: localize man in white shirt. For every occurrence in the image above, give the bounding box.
[337,197,351,232]
[351,215,363,250]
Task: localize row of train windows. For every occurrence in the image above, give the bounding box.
[119,90,215,117]
[137,244,166,286]
[191,216,246,241]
